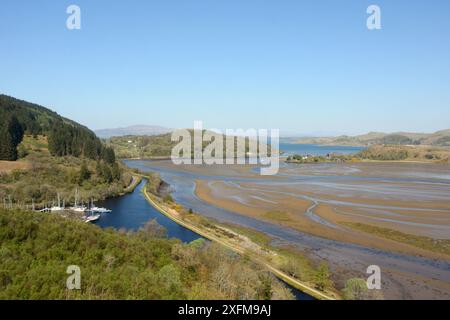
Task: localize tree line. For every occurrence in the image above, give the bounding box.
[0,94,115,163]
[47,122,115,163]
[0,115,24,161]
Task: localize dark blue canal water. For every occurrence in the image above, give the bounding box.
[96,179,200,243]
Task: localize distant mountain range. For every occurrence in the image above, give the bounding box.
[291,130,450,147]
[95,125,172,138]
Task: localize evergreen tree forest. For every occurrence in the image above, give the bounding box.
[0,115,24,161]
[0,94,115,163]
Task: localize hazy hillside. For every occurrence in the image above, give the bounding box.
[108,132,274,159]
[95,125,172,138]
[109,133,175,158]
[356,145,450,162]
[293,130,450,147]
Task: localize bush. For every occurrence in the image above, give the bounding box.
[0,208,294,300]
[163,194,174,203]
[138,219,167,239]
[343,278,384,300]
[314,262,332,291]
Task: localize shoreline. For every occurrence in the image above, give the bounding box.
[285,159,441,164]
[119,174,142,195]
[124,159,450,299]
[118,155,446,165]
[141,184,336,300]
[119,156,171,161]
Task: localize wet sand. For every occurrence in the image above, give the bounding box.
[196,180,450,259]
[125,160,450,299]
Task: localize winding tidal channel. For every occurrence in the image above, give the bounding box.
[122,159,450,300]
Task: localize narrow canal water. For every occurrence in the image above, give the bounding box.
[95,178,314,300]
[96,179,200,243]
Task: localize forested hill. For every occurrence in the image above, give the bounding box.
[292,130,450,147]
[0,94,114,162]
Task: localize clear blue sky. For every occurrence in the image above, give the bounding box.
[1,0,449,135]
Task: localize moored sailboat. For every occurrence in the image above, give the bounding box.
[70,189,87,212]
[89,199,112,213]
[50,193,64,212]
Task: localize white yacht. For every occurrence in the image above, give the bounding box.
[89,199,112,213]
[84,214,101,223]
[90,206,112,213]
[72,206,87,213]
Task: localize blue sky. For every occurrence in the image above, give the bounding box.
[1,0,449,135]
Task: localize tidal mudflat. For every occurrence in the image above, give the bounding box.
[125,159,450,299]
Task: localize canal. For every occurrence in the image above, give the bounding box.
[96,179,200,243]
[95,178,314,300]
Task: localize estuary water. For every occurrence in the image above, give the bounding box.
[122,159,450,299]
[278,143,364,156]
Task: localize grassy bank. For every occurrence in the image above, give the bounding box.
[343,222,450,256]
